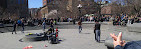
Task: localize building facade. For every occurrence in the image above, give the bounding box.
[0,0,7,8]
[38,0,98,19]
[0,0,29,18]
[43,0,56,6]
[29,8,38,18]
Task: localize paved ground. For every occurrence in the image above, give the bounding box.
[0,23,127,49]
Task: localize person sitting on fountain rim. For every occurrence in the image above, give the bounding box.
[110,32,141,49]
[47,27,54,34]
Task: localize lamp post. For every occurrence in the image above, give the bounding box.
[77,4,82,19]
[97,1,102,17]
[97,1,106,18]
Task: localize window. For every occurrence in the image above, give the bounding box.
[18,0,20,4]
[22,0,24,4]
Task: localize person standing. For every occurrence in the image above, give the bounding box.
[73,19,76,25]
[21,19,24,33]
[94,21,101,42]
[17,19,24,33]
[78,20,82,33]
[42,20,46,31]
[50,20,54,33]
[12,21,17,34]
[131,17,134,24]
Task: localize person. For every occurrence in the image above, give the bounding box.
[130,16,134,24]
[90,16,93,21]
[94,21,101,42]
[50,20,54,28]
[131,18,134,24]
[73,19,76,25]
[124,16,128,25]
[17,19,24,33]
[50,20,53,25]
[38,19,42,26]
[54,20,57,25]
[12,21,17,34]
[21,22,24,33]
[17,19,22,25]
[42,20,46,31]
[110,32,141,49]
[50,20,54,33]
[78,20,82,33]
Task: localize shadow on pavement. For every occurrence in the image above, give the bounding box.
[99,40,105,43]
[81,33,91,34]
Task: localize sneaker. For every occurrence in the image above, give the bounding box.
[21,31,24,33]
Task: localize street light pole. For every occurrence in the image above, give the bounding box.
[97,1,105,18]
[77,4,82,19]
[97,1,102,18]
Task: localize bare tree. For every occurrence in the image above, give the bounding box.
[46,0,100,19]
[109,0,141,16]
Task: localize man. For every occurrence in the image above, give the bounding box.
[94,21,101,42]
[78,21,82,33]
[12,21,17,34]
[42,20,46,31]
[110,32,141,49]
[17,19,24,33]
[73,19,76,25]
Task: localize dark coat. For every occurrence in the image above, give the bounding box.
[115,41,141,49]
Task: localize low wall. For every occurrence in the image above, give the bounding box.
[127,23,141,33]
[105,30,141,48]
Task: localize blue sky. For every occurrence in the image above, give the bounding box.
[28,0,43,8]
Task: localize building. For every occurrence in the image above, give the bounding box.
[8,0,29,18]
[29,8,38,18]
[43,0,47,6]
[0,0,29,18]
[38,0,99,19]
[36,6,49,18]
[0,0,7,8]
[0,0,7,18]
[43,0,56,6]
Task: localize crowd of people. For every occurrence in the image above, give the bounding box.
[79,16,110,22]
[0,18,14,24]
[112,15,141,26]
[78,15,141,26]
[0,15,141,49]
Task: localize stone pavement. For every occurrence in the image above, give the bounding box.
[0,24,127,49]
